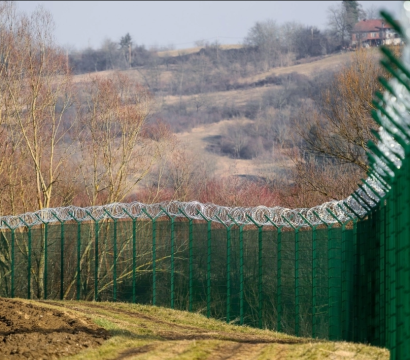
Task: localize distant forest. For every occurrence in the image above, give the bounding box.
[68,1,380,75]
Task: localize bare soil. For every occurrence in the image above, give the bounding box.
[0,298,109,360]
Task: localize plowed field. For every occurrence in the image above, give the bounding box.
[0,298,108,359]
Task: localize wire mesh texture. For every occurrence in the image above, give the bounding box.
[1,8,410,360]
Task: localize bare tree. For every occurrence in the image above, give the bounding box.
[244,20,281,71]
[363,5,382,20]
[0,3,76,211]
[289,49,389,206]
[0,2,79,299]
[327,4,351,48]
[77,73,174,205]
[327,1,364,48]
[222,121,249,159]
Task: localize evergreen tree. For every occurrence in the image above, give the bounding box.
[119,33,132,50]
[343,0,361,34]
[119,33,133,67]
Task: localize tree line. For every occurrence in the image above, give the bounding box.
[68,1,380,75]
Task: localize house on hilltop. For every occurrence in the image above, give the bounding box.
[351,19,402,47]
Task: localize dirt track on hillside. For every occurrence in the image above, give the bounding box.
[0,298,390,360]
[0,298,109,360]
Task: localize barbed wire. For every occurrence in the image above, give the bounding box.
[0,189,380,230]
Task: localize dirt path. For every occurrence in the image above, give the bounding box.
[34,300,389,360]
[0,299,390,359]
[43,300,302,345]
[43,301,287,359]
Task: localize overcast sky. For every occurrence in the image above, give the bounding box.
[17,1,402,50]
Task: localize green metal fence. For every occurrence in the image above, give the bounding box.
[0,213,353,339]
[2,10,410,359]
[0,202,401,350]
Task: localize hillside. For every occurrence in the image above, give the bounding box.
[157,44,244,57]
[3,298,390,359]
[169,51,360,179]
[72,49,365,180]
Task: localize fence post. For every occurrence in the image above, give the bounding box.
[349,195,370,343]
[327,209,349,341]
[393,164,406,359]
[385,184,397,356]
[179,208,193,312]
[51,212,65,300]
[368,141,399,177]
[313,210,340,341]
[401,153,410,358]
[282,216,300,336]
[343,202,364,221]
[35,214,49,300]
[337,204,358,342]
[265,216,284,333]
[69,212,82,300]
[2,221,15,298]
[18,217,32,299]
[371,171,390,193]
[104,209,118,302]
[85,210,100,302]
[228,214,246,325]
[161,207,176,309]
[197,210,212,319]
[360,181,382,202]
[377,201,387,347]
[142,208,163,306]
[215,215,233,324]
[343,202,364,342]
[351,192,372,213]
[299,213,318,339]
[247,215,264,329]
[122,208,138,303]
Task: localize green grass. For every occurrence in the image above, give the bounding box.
[29,300,389,359]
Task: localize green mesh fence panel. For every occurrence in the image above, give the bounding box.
[0,217,356,339]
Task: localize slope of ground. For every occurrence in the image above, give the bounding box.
[0,298,108,359]
[235,51,356,85]
[73,50,355,96]
[4,298,389,360]
[157,44,244,57]
[176,118,292,179]
[71,50,360,180]
[160,51,360,107]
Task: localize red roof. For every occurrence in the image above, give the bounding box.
[353,19,392,33]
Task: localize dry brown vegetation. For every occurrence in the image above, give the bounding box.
[0,3,176,215]
[0,1,392,214]
[285,48,393,207]
[157,44,244,58]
